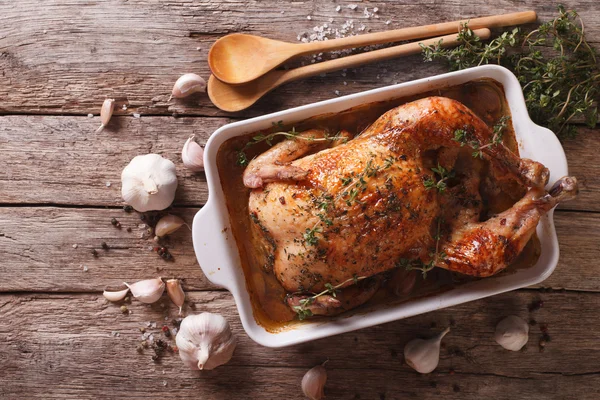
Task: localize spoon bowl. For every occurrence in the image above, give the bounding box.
[208,34,299,85]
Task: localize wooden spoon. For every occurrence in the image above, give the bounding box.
[208,11,535,85]
[208,28,491,112]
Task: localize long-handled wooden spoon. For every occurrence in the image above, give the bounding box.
[208,28,491,112]
[208,11,535,85]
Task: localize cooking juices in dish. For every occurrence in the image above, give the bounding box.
[217,79,542,329]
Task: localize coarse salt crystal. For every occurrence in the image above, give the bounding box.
[334,90,341,96]
[122,104,127,110]
[73,244,78,249]
[385,20,391,25]
[196,47,201,51]
[348,4,357,10]
[373,7,379,12]
[82,265,88,272]
[343,81,347,85]
[133,113,141,118]
[328,17,334,23]
[106,182,111,187]
[307,15,312,20]
[87,114,93,118]
[335,5,341,12]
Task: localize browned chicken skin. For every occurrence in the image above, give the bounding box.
[244,97,577,316]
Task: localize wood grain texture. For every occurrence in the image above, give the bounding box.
[1,291,599,399]
[1,207,598,292]
[1,115,598,210]
[1,0,599,117]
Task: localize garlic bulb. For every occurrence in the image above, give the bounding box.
[170,73,206,100]
[181,135,205,172]
[121,154,178,212]
[125,277,165,304]
[155,215,186,237]
[176,313,237,370]
[96,98,115,133]
[166,279,185,315]
[301,364,327,400]
[103,288,129,302]
[404,327,450,374]
[495,315,529,351]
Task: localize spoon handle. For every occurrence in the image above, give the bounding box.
[283,29,491,83]
[299,11,535,54]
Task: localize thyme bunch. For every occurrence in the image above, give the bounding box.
[421,6,599,138]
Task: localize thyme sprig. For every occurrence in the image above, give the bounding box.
[292,275,367,320]
[421,6,599,138]
[453,116,511,158]
[423,164,454,193]
[236,123,347,166]
[399,217,446,279]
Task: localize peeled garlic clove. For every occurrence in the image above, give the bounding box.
[155,215,186,237]
[170,73,206,100]
[166,279,185,315]
[121,154,178,212]
[102,288,130,302]
[96,98,115,133]
[404,327,450,374]
[301,364,327,400]
[125,277,165,304]
[495,315,529,351]
[175,313,237,370]
[181,135,205,172]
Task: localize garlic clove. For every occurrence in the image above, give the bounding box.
[404,327,450,374]
[166,279,185,315]
[181,135,205,172]
[495,315,529,351]
[175,312,237,370]
[170,73,206,100]
[121,154,178,212]
[96,98,115,133]
[125,277,165,304]
[301,364,327,400]
[102,288,130,302]
[155,215,186,237]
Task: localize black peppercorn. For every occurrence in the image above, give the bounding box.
[123,205,133,213]
[101,242,108,250]
[111,218,117,226]
[91,249,98,257]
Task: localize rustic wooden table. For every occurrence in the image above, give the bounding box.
[1,1,599,399]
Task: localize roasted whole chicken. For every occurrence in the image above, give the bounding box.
[243,97,578,317]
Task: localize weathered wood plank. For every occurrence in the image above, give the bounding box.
[1,291,599,399]
[0,207,598,292]
[1,115,597,210]
[1,0,598,117]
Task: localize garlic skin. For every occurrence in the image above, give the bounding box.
[181,135,205,172]
[155,215,186,237]
[125,278,165,304]
[301,364,327,400]
[96,98,115,133]
[170,73,206,100]
[176,313,237,370]
[404,327,450,374]
[103,288,129,302]
[495,315,529,351]
[166,279,185,315]
[121,154,178,212]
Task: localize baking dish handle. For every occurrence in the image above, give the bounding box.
[192,198,238,291]
[523,121,569,183]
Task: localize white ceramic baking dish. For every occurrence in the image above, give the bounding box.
[192,65,568,348]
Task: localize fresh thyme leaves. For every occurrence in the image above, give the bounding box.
[292,275,367,320]
[236,126,348,167]
[421,6,599,138]
[303,226,322,246]
[452,116,511,158]
[400,217,446,279]
[423,164,454,193]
